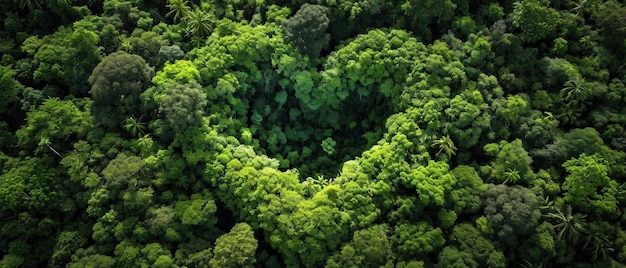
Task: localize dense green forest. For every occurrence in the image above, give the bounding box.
[1,0,626,267]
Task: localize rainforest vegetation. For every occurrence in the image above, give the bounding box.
[1,0,626,267]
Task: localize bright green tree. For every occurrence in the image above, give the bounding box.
[210,222,258,268]
[562,154,619,216]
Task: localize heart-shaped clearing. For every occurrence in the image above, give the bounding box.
[180,25,425,179]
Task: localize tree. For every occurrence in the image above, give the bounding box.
[445,89,489,149]
[483,184,542,246]
[483,139,534,184]
[512,0,560,42]
[16,97,93,152]
[560,75,590,107]
[88,51,154,129]
[166,0,192,22]
[561,154,619,216]
[326,224,392,267]
[282,4,330,58]
[595,1,626,58]
[431,135,457,159]
[392,222,446,258]
[151,81,207,133]
[442,223,504,267]
[184,8,215,39]
[448,166,486,215]
[0,65,21,113]
[123,117,147,138]
[583,223,615,261]
[546,205,587,244]
[210,222,258,268]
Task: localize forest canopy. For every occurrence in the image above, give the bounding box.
[1,0,626,267]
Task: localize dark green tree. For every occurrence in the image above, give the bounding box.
[88,51,154,129]
[483,184,542,246]
[282,4,330,58]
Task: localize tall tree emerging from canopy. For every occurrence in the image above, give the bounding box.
[88,51,154,129]
[282,3,330,58]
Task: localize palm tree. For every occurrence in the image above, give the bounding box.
[431,135,457,159]
[579,35,594,49]
[570,0,588,17]
[556,107,583,127]
[124,117,147,137]
[561,75,590,107]
[136,134,154,157]
[502,168,520,185]
[546,205,587,244]
[583,226,614,261]
[18,0,42,10]
[166,0,192,23]
[183,8,215,39]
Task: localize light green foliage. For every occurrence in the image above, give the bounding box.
[176,194,217,226]
[321,137,336,155]
[402,160,455,207]
[101,153,144,189]
[551,37,568,56]
[326,224,392,267]
[321,29,426,108]
[67,254,115,268]
[483,139,534,184]
[512,0,560,42]
[562,154,618,216]
[449,166,486,215]
[499,94,530,123]
[16,98,92,151]
[282,4,330,58]
[483,184,542,246]
[392,222,445,257]
[445,89,489,148]
[210,222,258,268]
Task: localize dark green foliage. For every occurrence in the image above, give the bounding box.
[282,4,330,58]
[0,65,21,113]
[483,184,542,246]
[150,81,207,133]
[88,51,154,129]
[3,0,626,267]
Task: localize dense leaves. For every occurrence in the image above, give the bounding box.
[1,0,626,267]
